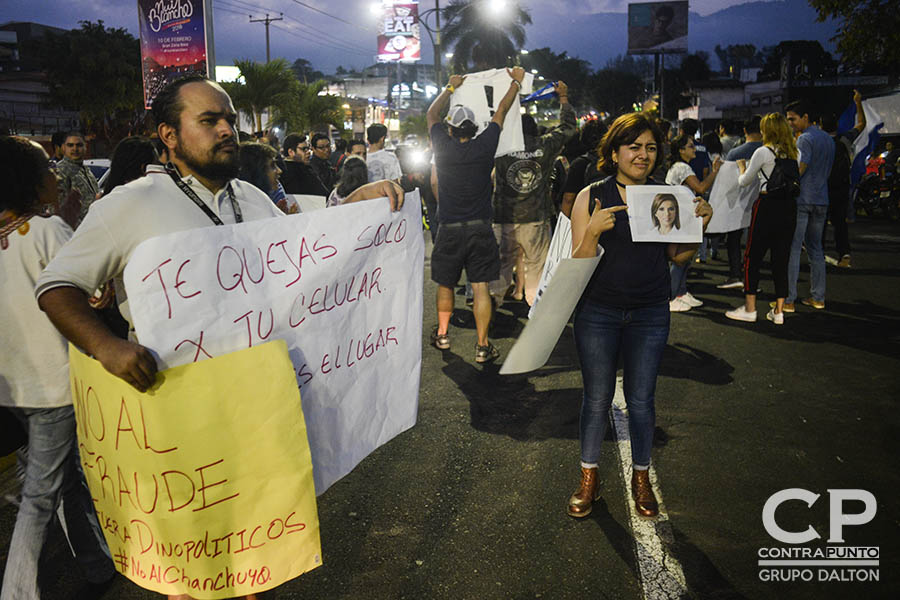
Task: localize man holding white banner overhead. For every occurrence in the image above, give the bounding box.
[426,66,526,364]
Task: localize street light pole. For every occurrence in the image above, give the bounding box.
[433,0,442,85]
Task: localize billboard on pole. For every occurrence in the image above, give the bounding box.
[627,1,688,55]
[138,0,216,109]
[376,1,421,63]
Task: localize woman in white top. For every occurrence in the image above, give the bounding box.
[665,134,721,311]
[724,113,799,325]
[0,136,115,599]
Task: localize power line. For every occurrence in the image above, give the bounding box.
[215,4,252,17]
[216,0,372,55]
[289,0,375,33]
[271,23,371,57]
[280,14,371,53]
[218,0,279,13]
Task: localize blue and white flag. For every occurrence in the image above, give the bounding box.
[838,101,884,186]
[521,81,558,104]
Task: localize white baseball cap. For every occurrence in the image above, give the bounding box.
[445,104,476,128]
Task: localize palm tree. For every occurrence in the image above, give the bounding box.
[272,79,344,134]
[441,0,532,73]
[222,58,298,132]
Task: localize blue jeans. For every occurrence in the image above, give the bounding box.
[787,204,827,303]
[670,261,689,298]
[1,406,113,600]
[573,301,670,467]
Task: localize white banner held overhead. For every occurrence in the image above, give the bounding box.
[450,68,534,158]
[706,161,760,234]
[123,193,425,494]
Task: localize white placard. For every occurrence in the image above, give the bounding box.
[705,161,760,234]
[626,185,702,243]
[450,68,534,158]
[501,256,601,375]
[529,213,573,318]
[123,192,425,494]
[288,194,327,213]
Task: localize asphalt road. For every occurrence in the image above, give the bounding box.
[2,215,899,600]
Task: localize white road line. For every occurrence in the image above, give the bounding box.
[611,376,690,600]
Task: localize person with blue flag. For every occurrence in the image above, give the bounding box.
[822,90,865,269]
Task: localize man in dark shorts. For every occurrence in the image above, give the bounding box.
[426,66,525,363]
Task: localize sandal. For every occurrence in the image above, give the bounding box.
[430,326,450,350]
[474,342,499,364]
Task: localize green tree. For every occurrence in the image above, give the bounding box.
[26,21,143,146]
[222,58,298,132]
[680,52,712,82]
[272,80,344,134]
[520,47,592,106]
[291,58,325,84]
[714,44,764,76]
[585,69,646,116]
[400,114,428,138]
[605,54,654,80]
[441,0,532,72]
[808,0,900,74]
[758,41,837,82]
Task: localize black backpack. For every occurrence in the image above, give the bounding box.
[761,147,801,199]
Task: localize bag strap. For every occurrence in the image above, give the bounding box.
[760,146,777,184]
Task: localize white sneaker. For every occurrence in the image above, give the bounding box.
[681,292,703,307]
[725,305,757,322]
[669,297,691,312]
[766,309,784,325]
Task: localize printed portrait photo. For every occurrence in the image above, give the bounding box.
[625,185,702,243]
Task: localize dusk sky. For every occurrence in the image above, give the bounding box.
[4,0,825,73]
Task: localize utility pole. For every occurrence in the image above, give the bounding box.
[249,13,283,63]
[433,0,442,86]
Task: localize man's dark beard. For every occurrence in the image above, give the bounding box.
[175,139,240,182]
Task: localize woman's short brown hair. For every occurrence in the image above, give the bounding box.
[596,112,663,176]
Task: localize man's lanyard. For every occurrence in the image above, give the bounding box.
[164,162,242,225]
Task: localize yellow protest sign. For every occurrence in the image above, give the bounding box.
[69,340,321,598]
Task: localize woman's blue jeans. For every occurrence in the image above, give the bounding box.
[1,406,114,600]
[573,300,670,467]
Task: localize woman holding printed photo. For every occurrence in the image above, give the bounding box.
[665,134,721,311]
[567,113,712,519]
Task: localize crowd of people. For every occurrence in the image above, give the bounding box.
[0,60,871,598]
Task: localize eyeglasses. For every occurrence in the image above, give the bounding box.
[297,145,309,152]
[315,144,330,150]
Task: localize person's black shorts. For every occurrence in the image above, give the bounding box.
[431,220,500,287]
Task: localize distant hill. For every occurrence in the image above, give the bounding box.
[526,0,839,70]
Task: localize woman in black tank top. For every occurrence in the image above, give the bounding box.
[566,113,712,520]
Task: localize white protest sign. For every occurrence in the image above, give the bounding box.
[529,213,572,318]
[705,161,760,234]
[501,256,600,375]
[288,194,327,213]
[451,68,534,158]
[123,193,424,494]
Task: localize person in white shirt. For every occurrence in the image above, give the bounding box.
[725,112,800,325]
[1,135,115,600]
[665,134,721,312]
[365,123,402,183]
[35,75,403,600]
